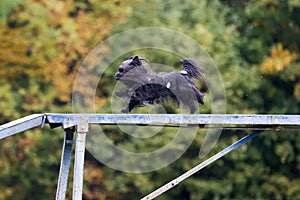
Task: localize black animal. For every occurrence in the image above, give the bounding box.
[115,56,205,114]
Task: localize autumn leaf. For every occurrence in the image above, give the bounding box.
[260,44,298,74]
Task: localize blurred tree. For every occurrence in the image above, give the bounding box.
[222,0,300,113]
[0,0,22,24]
[0,0,128,199]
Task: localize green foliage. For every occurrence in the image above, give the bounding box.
[0,0,127,199]
[1,0,300,199]
[0,0,22,24]
[0,128,63,200]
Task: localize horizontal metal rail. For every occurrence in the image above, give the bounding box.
[1,114,300,140]
[46,114,300,129]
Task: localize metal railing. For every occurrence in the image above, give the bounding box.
[1,114,300,199]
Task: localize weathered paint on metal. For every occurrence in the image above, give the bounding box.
[1,114,299,140]
[56,128,74,200]
[0,114,44,139]
[45,114,300,128]
[72,118,88,200]
[0,113,299,200]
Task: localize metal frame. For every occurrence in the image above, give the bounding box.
[56,128,74,200]
[45,113,300,128]
[1,114,300,200]
[0,114,45,140]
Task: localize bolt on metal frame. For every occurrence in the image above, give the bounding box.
[1,114,300,199]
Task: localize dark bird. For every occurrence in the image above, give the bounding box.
[115,56,205,114]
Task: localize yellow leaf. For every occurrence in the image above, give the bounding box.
[260,44,298,75]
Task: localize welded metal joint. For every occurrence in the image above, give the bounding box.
[77,118,89,133]
[41,115,47,128]
[66,139,76,144]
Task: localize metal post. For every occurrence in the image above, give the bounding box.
[56,128,74,200]
[73,118,88,200]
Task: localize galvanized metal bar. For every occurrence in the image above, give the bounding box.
[45,114,300,129]
[0,114,45,140]
[56,128,74,200]
[141,130,263,200]
[73,118,88,200]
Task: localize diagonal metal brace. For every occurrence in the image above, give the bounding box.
[141,130,263,200]
[56,128,75,200]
